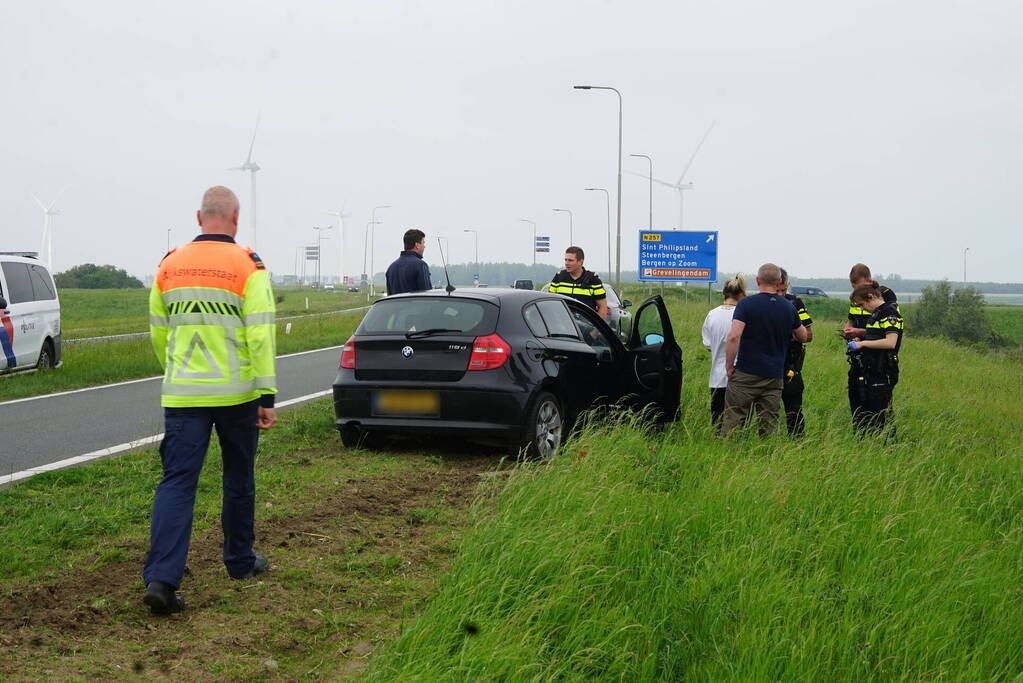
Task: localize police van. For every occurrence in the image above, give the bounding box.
[0,253,62,374]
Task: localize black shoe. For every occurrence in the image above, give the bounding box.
[143,581,185,615]
[230,554,269,580]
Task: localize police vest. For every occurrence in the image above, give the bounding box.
[149,235,277,408]
[849,284,897,329]
[549,269,606,310]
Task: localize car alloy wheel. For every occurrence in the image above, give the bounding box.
[533,396,563,461]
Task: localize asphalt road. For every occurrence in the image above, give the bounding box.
[0,346,342,486]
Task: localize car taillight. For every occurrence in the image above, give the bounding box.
[468,333,510,371]
[340,335,356,369]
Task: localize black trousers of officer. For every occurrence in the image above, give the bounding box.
[143,399,260,589]
[782,373,806,437]
[710,387,727,426]
[850,374,896,438]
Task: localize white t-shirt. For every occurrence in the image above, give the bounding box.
[701,304,737,388]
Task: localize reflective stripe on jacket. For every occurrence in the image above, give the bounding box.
[549,269,606,310]
[149,235,277,408]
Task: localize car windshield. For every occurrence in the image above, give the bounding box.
[359,297,498,336]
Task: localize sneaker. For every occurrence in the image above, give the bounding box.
[230,554,269,580]
[143,581,185,615]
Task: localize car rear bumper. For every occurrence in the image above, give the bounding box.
[333,382,529,442]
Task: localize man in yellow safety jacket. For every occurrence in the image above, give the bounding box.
[142,186,277,615]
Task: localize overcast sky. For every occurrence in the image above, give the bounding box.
[2,0,1021,283]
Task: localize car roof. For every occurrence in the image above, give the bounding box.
[381,288,557,306]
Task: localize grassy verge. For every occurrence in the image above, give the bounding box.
[0,399,503,680]
[0,310,362,402]
[364,297,1023,680]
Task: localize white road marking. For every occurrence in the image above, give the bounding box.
[0,345,342,407]
[0,389,335,486]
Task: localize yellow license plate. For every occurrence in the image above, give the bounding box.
[373,390,440,416]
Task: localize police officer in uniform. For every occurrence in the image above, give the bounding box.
[844,263,897,423]
[776,269,813,437]
[549,246,608,318]
[142,186,278,615]
[847,282,904,436]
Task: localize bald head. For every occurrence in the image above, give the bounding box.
[754,263,782,293]
[757,263,781,285]
[197,186,240,236]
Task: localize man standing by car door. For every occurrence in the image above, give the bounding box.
[549,247,608,318]
[142,186,278,615]
[721,263,809,436]
[385,229,432,295]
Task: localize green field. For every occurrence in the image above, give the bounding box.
[364,291,1023,680]
[60,287,368,339]
[3,287,1023,678]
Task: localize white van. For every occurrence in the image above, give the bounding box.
[0,253,62,374]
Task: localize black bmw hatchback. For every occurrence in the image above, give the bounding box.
[332,288,682,459]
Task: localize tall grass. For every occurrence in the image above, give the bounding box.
[368,296,1023,680]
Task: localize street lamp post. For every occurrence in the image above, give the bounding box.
[368,205,391,299]
[363,220,380,299]
[520,219,537,266]
[574,85,623,292]
[584,188,612,278]
[166,228,171,253]
[464,229,479,284]
[964,247,970,283]
[630,154,653,229]
[294,246,301,287]
[552,208,574,246]
[312,225,332,289]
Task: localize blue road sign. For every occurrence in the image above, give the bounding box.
[638,230,718,282]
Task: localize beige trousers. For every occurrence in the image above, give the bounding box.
[720,369,784,436]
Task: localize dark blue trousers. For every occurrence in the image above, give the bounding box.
[143,400,260,589]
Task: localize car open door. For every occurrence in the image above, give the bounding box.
[623,295,682,422]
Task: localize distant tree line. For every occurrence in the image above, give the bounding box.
[55,263,144,289]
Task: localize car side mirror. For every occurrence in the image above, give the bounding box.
[0,295,7,310]
[644,333,665,345]
[622,299,632,308]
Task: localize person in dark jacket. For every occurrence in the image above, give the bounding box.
[385,229,432,295]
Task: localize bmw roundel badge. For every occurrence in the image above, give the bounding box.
[401,345,414,358]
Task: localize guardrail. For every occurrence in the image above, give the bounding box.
[64,305,371,345]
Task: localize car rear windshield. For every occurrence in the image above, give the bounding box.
[359,297,498,336]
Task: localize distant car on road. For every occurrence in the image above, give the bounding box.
[346,285,360,293]
[333,288,681,460]
[0,253,61,374]
[513,279,534,290]
[790,286,829,298]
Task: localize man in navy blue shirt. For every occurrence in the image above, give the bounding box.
[721,263,809,436]
[385,228,432,295]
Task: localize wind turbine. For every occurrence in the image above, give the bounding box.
[628,121,716,228]
[229,113,261,250]
[326,203,352,285]
[31,188,67,269]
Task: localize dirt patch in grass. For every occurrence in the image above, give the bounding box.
[0,450,498,680]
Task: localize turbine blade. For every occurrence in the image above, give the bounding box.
[246,111,261,164]
[677,120,717,185]
[49,183,71,209]
[30,193,46,211]
[228,166,245,171]
[626,171,679,188]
